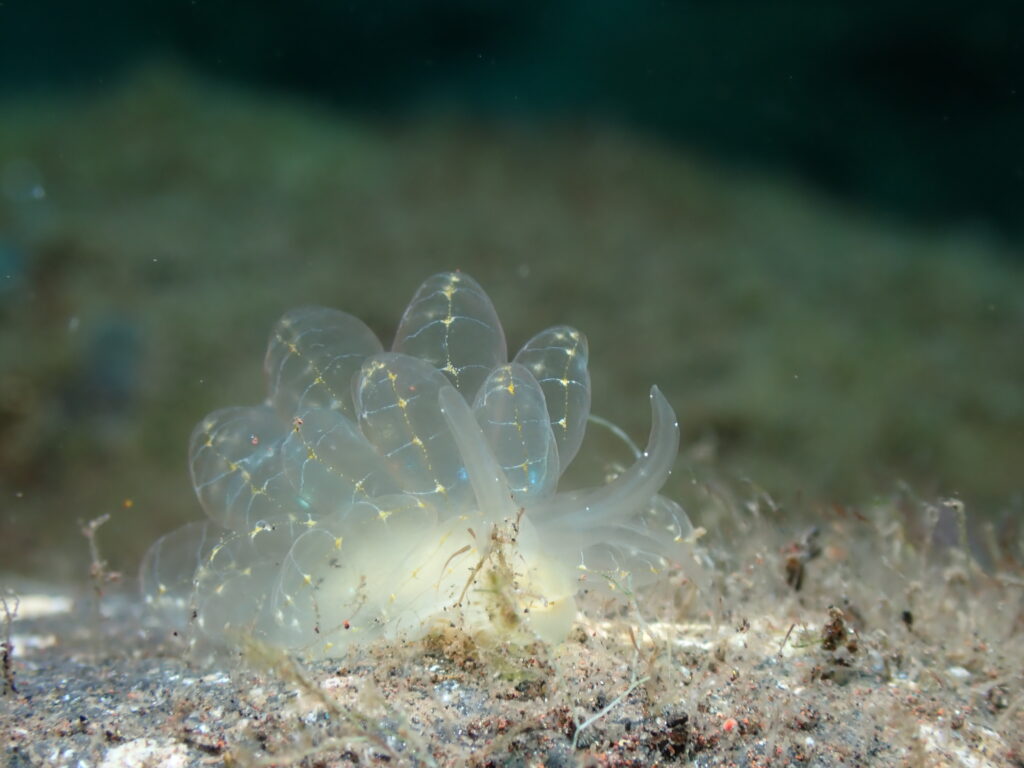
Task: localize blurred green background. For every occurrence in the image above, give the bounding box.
[1,2,1022,580]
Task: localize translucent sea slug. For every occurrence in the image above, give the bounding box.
[142,272,693,658]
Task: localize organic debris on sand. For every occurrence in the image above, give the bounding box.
[3,493,1021,767]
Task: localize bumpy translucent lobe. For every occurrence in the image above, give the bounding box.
[513,325,590,469]
[141,271,694,658]
[265,307,383,421]
[189,405,299,532]
[392,272,506,398]
[355,353,472,510]
[472,363,559,502]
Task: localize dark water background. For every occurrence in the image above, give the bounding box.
[4,1,1024,237]
[0,1,1022,579]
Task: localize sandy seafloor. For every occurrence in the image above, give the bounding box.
[2,517,1023,768]
[1,66,1023,765]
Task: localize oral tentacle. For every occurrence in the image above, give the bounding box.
[540,386,679,530]
[439,384,516,523]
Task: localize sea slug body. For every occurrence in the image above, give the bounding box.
[142,272,693,658]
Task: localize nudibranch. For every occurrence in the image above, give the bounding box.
[142,272,693,657]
